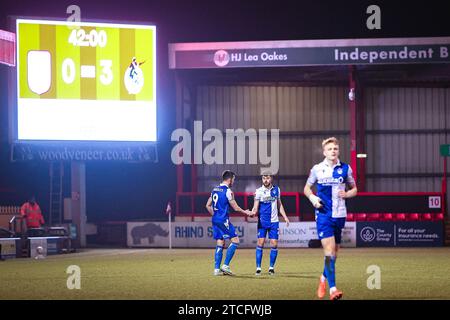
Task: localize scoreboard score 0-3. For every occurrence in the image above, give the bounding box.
[16,19,156,142]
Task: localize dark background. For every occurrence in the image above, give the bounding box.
[0,0,449,222]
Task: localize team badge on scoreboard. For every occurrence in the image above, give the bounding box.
[27,50,51,95]
[124,57,145,94]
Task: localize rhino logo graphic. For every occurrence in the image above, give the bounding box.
[131,223,169,245]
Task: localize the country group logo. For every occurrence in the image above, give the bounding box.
[360,226,376,242]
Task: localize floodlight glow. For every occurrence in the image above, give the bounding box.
[357,153,367,158]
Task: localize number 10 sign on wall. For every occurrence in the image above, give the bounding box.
[16,19,156,142]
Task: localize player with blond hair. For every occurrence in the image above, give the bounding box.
[304,137,357,300]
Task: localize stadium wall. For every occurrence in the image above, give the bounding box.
[364,87,449,204]
[195,85,350,192]
[191,85,449,207]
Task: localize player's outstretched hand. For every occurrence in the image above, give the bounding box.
[338,190,347,198]
[309,194,323,208]
[285,218,290,227]
[314,200,323,209]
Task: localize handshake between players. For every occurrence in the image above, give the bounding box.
[206,170,289,277]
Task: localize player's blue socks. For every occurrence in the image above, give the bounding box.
[322,256,337,279]
[214,245,224,269]
[270,246,278,268]
[224,242,238,266]
[324,255,336,288]
[256,245,264,268]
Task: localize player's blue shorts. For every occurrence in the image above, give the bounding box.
[315,214,346,244]
[212,220,237,240]
[257,221,279,240]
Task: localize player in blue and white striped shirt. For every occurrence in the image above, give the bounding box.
[206,170,253,276]
[304,137,357,300]
[252,174,290,276]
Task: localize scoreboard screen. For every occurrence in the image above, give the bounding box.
[16,19,157,142]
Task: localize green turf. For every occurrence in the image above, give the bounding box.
[0,248,449,300]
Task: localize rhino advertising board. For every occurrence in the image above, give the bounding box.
[127,222,356,248]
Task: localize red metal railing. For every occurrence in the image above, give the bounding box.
[176,191,446,222]
[176,192,300,222]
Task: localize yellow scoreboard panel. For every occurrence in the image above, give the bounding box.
[16,19,156,141]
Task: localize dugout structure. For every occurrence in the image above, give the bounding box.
[169,37,450,227]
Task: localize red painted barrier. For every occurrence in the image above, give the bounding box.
[175,192,446,222]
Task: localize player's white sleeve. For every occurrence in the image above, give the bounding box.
[347,165,356,186]
[306,166,317,185]
[254,188,262,201]
[226,189,233,201]
[277,187,281,199]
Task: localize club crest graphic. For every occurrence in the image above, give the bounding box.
[124,57,145,94]
[27,51,51,95]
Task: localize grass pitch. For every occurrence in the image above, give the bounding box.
[0,247,449,300]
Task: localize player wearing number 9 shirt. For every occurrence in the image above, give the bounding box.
[206,170,253,276]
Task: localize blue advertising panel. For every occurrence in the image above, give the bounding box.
[357,222,443,247]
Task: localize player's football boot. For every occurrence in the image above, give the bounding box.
[317,278,326,299]
[213,269,223,276]
[220,265,233,276]
[330,289,343,300]
[268,268,275,275]
[255,268,262,276]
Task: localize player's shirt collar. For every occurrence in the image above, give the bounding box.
[322,158,341,168]
[261,184,274,191]
[219,183,229,187]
